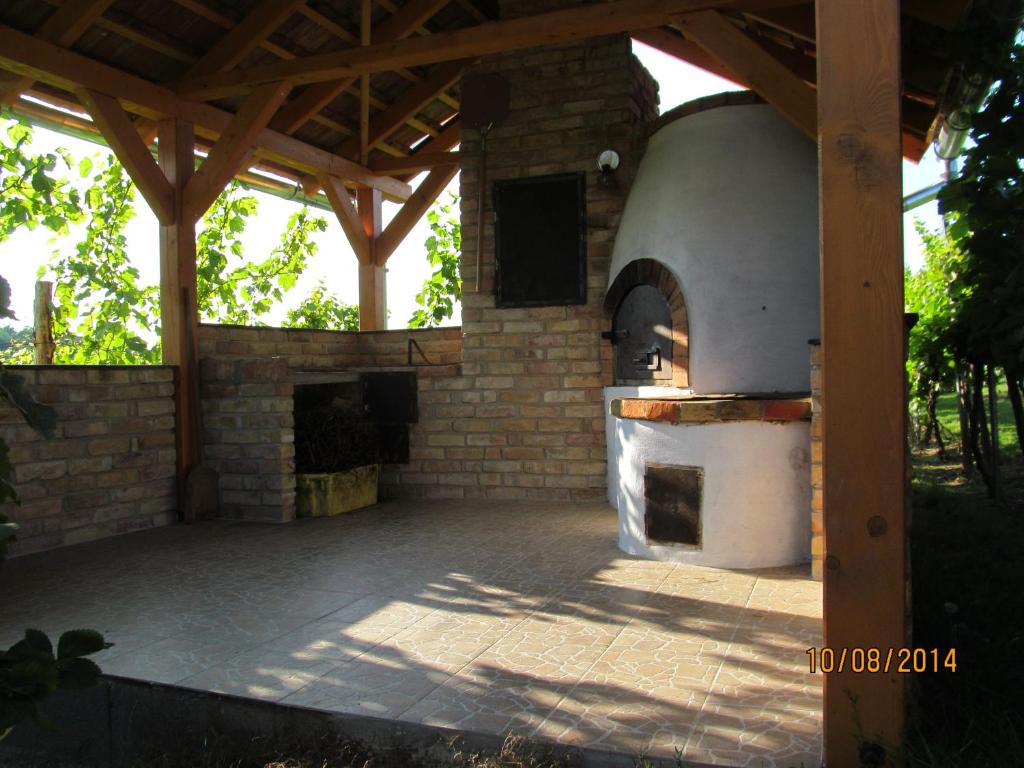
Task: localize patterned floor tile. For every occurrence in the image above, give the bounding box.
[0,500,823,767]
[178,648,341,701]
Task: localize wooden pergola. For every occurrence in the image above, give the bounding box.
[0,1,990,765]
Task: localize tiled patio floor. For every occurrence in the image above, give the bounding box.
[0,501,822,767]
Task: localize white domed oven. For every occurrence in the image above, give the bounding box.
[604,93,818,569]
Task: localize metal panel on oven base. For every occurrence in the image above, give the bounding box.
[644,463,703,547]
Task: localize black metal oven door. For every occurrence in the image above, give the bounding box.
[612,284,673,383]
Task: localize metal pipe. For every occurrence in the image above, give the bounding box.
[903,183,944,212]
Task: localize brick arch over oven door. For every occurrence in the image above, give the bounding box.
[604,259,689,387]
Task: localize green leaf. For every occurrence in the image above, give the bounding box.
[56,657,103,689]
[0,276,15,320]
[56,629,108,660]
[14,629,54,658]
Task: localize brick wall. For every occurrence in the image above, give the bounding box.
[197,324,463,511]
[199,356,295,523]
[395,30,658,503]
[198,324,462,370]
[810,341,823,580]
[0,366,177,555]
[193,26,658,510]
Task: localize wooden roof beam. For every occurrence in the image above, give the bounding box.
[75,89,175,224]
[369,150,460,175]
[0,0,115,106]
[271,0,453,135]
[183,0,308,78]
[337,60,468,159]
[184,81,293,220]
[397,118,461,182]
[674,10,817,140]
[177,0,802,100]
[375,164,458,265]
[321,175,370,264]
[0,22,411,199]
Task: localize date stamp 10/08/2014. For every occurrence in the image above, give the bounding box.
[806,647,957,674]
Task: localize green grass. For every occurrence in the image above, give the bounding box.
[932,384,1021,460]
[905,448,1024,767]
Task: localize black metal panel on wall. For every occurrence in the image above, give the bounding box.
[493,172,587,308]
[362,372,418,423]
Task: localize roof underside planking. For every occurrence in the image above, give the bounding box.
[0,0,989,209]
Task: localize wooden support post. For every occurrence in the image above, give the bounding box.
[357,187,385,330]
[816,2,906,766]
[158,118,202,521]
[33,280,54,365]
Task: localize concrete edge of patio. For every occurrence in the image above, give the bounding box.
[2,674,725,768]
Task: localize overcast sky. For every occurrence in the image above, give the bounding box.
[0,42,944,329]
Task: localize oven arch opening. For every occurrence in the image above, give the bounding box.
[604,259,689,387]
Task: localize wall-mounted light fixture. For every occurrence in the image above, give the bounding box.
[598,149,620,176]
[597,150,620,189]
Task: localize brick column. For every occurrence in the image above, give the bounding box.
[199,356,295,522]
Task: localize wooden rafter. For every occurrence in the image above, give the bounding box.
[744,4,815,43]
[655,15,938,160]
[360,0,372,165]
[397,119,461,181]
[322,175,371,264]
[0,23,410,199]
[369,150,460,175]
[0,0,115,105]
[375,164,458,265]
[675,10,817,140]
[184,81,292,220]
[75,89,175,224]
[183,0,308,78]
[271,0,453,135]
[338,60,468,160]
[176,0,798,99]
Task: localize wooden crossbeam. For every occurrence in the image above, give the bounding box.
[322,175,370,264]
[75,89,175,224]
[184,0,308,78]
[338,60,468,160]
[632,27,745,87]
[397,119,461,181]
[744,4,815,43]
[370,150,459,175]
[0,23,410,199]
[176,0,797,99]
[411,119,461,154]
[185,81,292,220]
[675,10,817,140]
[0,0,115,105]
[270,0,453,135]
[375,164,458,265]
